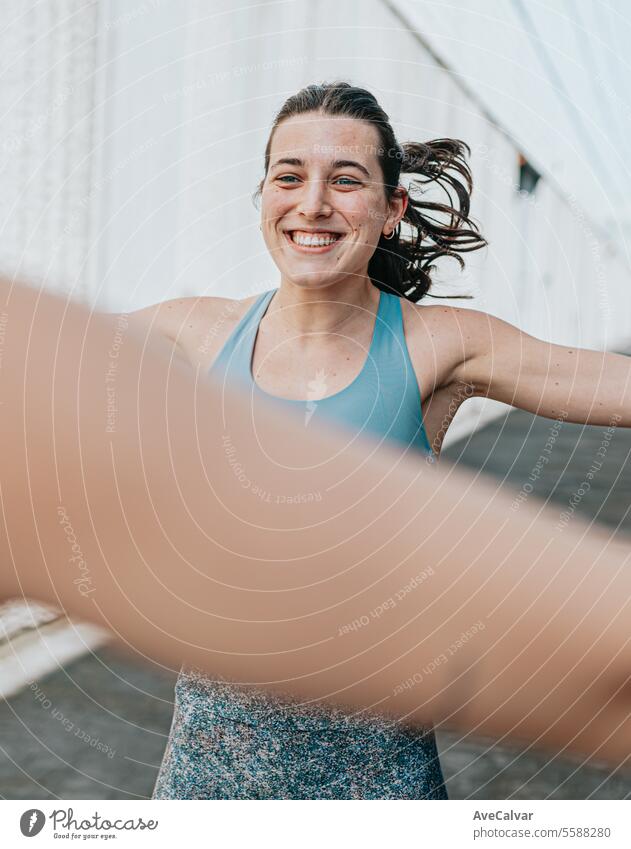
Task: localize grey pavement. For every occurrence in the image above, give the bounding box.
[438,406,631,799]
[1,405,630,799]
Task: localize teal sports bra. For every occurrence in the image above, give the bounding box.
[209,286,434,459]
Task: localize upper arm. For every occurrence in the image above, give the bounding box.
[443,307,571,414]
[441,307,530,400]
[444,308,630,424]
[406,302,573,412]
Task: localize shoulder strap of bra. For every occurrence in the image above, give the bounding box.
[237,288,276,333]
[209,288,276,376]
[372,289,405,347]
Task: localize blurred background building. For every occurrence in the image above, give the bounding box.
[1,0,630,799]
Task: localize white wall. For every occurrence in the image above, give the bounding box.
[390,0,631,249]
[0,0,101,300]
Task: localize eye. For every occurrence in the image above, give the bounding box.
[275,174,362,186]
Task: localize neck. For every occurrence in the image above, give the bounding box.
[268,276,379,335]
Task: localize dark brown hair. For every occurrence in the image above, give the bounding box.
[253,80,488,301]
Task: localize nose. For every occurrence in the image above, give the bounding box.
[297,176,332,219]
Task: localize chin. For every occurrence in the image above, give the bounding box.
[272,263,335,287]
[283,273,344,290]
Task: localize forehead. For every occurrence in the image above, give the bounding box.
[269,113,382,170]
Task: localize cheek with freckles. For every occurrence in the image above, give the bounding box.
[348,194,388,245]
[348,219,384,253]
[260,185,290,226]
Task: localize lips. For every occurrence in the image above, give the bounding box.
[283,229,346,252]
[286,229,344,234]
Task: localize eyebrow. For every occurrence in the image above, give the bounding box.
[270,157,371,178]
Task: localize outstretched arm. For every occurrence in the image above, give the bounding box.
[0,277,630,765]
[442,307,631,425]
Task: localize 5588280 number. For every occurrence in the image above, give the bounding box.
[558,827,611,838]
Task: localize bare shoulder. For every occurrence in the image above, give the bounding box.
[127,292,261,369]
[398,298,498,454]
[400,298,494,339]
[399,298,494,392]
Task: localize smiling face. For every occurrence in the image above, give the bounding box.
[260,112,406,291]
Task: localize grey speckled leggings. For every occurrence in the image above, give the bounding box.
[152,666,448,800]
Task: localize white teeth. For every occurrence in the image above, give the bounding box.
[289,231,341,247]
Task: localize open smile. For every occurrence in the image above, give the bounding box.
[283,230,345,253]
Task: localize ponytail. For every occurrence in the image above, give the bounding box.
[369,138,487,301]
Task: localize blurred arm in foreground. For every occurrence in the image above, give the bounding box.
[0,277,629,766]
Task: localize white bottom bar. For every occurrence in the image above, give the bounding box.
[1,799,629,847]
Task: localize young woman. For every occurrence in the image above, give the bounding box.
[111,81,630,800]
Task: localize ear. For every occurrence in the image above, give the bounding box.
[387,186,408,231]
